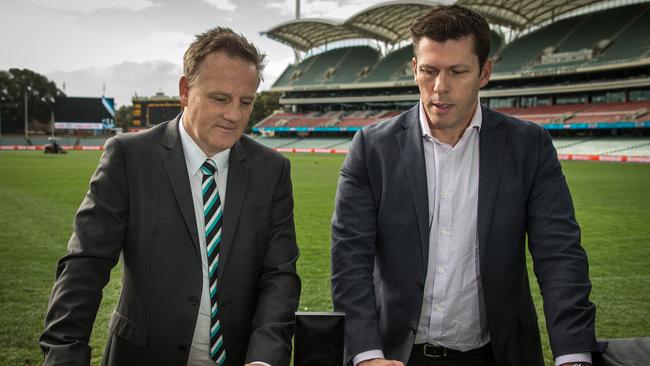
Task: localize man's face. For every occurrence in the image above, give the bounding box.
[412,36,491,141]
[179,51,258,156]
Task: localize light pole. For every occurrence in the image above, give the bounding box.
[0,88,11,143]
[48,96,55,139]
[0,89,4,143]
[23,86,41,144]
[24,86,30,142]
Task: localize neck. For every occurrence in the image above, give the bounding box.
[429,126,467,146]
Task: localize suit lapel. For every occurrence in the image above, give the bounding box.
[219,139,247,279]
[478,108,506,268]
[161,116,201,259]
[395,106,430,274]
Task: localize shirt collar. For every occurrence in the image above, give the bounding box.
[179,114,230,176]
[418,99,482,140]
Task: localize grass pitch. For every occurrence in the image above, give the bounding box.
[0,151,648,365]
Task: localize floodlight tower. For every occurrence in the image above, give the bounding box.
[294,0,302,62]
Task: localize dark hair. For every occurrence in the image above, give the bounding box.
[410,5,491,68]
[183,26,266,85]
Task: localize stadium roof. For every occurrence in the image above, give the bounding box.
[262,0,609,51]
[464,0,607,29]
[260,18,371,52]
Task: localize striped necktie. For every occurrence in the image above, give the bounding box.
[200,159,226,365]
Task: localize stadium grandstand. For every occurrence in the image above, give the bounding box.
[253,0,650,163]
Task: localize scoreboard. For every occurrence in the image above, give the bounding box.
[132,95,181,127]
[54,96,115,130]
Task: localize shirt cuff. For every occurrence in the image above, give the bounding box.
[353,350,385,366]
[555,352,592,366]
[249,362,271,366]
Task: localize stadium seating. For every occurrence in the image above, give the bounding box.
[495,104,586,124]
[272,46,381,87]
[283,117,331,127]
[569,101,650,123]
[363,45,413,83]
[255,110,405,130]
[493,3,650,74]
[492,101,650,125]
[273,64,302,88]
[490,31,503,57]
[588,4,650,65]
[554,137,650,156]
[255,113,303,128]
[250,135,650,159]
[255,100,649,131]
[323,46,380,84]
[255,3,650,163]
[625,142,650,156]
[493,17,580,74]
[289,138,351,148]
[251,136,301,148]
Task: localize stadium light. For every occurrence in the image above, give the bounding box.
[44,95,55,139]
[24,86,30,141]
[0,87,6,142]
[23,86,39,142]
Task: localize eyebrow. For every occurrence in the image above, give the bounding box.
[207,91,255,100]
[419,63,471,69]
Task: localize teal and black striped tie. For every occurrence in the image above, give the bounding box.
[200,159,226,365]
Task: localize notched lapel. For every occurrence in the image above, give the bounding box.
[161,118,201,259]
[478,115,506,267]
[219,142,247,280]
[395,112,430,274]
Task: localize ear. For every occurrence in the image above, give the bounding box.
[411,57,418,80]
[179,76,189,108]
[479,59,492,88]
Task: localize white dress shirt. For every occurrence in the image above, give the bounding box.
[353,102,591,366]
[179,116,269,366]
[415,99,487,349]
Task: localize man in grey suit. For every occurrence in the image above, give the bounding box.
[40,27,300,366]
[331,5,598,366]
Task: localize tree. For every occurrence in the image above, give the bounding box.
[115,105,133,130]
[249,91,281,132]
[0,68,65,134]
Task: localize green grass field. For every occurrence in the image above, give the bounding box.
[1,151,649,365]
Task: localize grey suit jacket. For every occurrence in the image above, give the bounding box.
[331,104,598,366]
[40,116,301,366]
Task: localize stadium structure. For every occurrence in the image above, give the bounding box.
[0,96,117,151]
[132,92,181,129]
[252,0,650,163]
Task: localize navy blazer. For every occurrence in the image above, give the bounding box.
[331,104,598,366]
[41,116,301,366]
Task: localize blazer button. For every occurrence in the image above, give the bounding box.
[188,296,199,305]
[409,327,417,335]
[178,344,188,352]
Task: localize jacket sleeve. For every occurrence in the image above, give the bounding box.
[245,156,301,366]
[526,128,598,358]
[40,137,128,365]
[331,130,383,365]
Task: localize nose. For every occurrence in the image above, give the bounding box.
[223,102,243,122]
[433,72,450,94]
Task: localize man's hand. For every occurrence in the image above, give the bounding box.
[359,359,405,366]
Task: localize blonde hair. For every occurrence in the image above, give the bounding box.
[183,26,266,85]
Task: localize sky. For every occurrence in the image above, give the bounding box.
[0,0,400,107]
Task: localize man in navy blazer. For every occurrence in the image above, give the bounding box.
[331,5,598,366]
[40,27,300,366]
